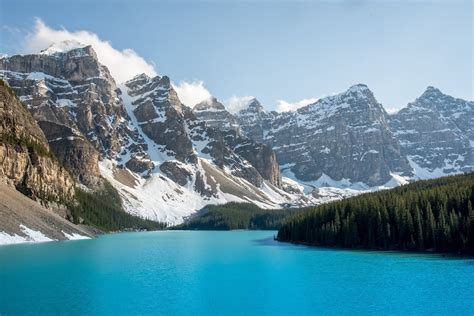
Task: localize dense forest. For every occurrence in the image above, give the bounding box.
[69,181,166,232]
[278,173,474,254]
[174,202,298,230]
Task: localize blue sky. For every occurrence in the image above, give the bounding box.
[1,0,472,111]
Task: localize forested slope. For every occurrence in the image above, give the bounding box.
[278,173,474,253]
[175,203,298,230]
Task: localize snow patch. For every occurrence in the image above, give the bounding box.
[62,231,90,240]
[0,225,55,246]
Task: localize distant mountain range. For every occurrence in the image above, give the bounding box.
[1,41,472,226]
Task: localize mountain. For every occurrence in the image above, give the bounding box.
[0,79,93,242]
[193,97,240,133]
[0,44,294,224]
[0,44,130,187]
[236,84,413,187]
[0,80,74,204]
[1,41,472,226]
[389,86,474,178]
[237,98,276,143]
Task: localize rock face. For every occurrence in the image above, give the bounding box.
[237,98,276,143]
[0,81,74,203]
[0,44,137,187]
[3,40,471,225]
[1,44,289,224]
[123,74,282,188]
[125,74,194,162]
[389,87,474,175]
[236,85,412,186]
[193,97,240,133]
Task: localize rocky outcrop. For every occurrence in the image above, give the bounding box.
[38,121,101,187]
[159,160,192,186]
[126,155,154,174]
[0,44,144,187]
[193,97,240,133]
[237,98,276,144]
[125,74,194,162]
[389,87,474,175]
[124,74,282,188]
[0,81,74,203]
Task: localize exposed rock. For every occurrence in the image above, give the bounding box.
[38,121,101,187]
[193,97,240,133]
[125,74,282,188]
[237,84,412,186]
[0,183,94,244]
[125,156,154,174]
[159,160,192,186]
[389,86,474,175]
[126,74,194,162]
[237,98,276,143]
[0,81,74,203]
[0,44,144,188]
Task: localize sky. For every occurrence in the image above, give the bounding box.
[0,0,472,112]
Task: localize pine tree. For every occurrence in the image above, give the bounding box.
[414,206,424,250]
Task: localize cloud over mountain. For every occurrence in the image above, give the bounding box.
[22,19,157,83]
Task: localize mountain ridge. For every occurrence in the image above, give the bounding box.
[1,42,472,226]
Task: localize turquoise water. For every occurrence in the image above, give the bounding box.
[0,230,473,315]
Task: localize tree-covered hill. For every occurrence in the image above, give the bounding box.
[174,202,299,230]
[278,173,474,254]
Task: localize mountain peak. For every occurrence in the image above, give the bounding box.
[422,86,443,97]
[346,83,371,95]
[245,98,264,112]
[131,73,151,82]
[40,40,88,55]
[193,97,226,112]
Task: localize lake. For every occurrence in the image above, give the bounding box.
[0,230,473,315]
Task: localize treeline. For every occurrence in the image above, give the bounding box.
[278,173,474,254]
[174,202,298,230]
[69,180,166,232]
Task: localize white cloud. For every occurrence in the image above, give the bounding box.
[225,96,255,113]
[22,19,157,83]
[276,97,318,112]
[172,80,212,107]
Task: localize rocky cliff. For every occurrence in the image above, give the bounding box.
[0,44,135,187]
[2,40,472,225]
[0,80,74,203]
[389,86,473,176]
[193,97,240,133]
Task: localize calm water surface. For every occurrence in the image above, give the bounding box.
[0,230,473,315]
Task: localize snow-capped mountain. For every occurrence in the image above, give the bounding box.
[236,84,413,187]
[0,44,295,224]
[389,86,474,178]
[1,40,472,225]
[192,97,240,133]
[0,44,131,187]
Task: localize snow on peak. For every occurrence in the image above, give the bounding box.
[40,40,87,55]
[421,86,443,97]
[346,83,370,95]
[127,73,152,84]
[242,98,265,113]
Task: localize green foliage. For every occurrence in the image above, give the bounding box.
[0,78,16,97]
[69,180,166,232]
[278,173,474,254]
[174,202,299,230]
[0,79,28,109]
[0,131,55,159]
